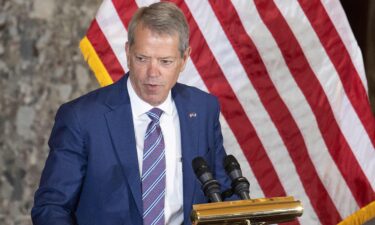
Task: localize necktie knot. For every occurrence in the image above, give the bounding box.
[146,108,163,123]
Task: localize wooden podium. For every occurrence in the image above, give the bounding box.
[190,196,303,225]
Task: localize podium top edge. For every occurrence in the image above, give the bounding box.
[193,196,298,210]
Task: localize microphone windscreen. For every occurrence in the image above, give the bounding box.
[192,157,210,177]
[224,155,241,172]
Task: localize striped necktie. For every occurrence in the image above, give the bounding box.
[142,108,165,225]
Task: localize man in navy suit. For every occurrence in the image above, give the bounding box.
[32,2,232,225]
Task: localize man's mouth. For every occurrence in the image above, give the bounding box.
[144,83,162,92]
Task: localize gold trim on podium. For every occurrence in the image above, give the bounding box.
[191,196,303,225]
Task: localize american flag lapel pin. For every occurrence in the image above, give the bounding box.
[189,112,197,118]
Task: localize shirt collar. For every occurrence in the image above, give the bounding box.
[127,78,173,118]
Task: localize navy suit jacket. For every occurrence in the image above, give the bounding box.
[32,75,232,225]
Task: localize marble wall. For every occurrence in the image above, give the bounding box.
[0,0,100,224]
[0,1,374,225]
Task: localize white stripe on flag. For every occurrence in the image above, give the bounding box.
[275,0,375,190]
[135,0,158,7]
[321,0,367,90]
[96,0,128,72]
[232,0,357,220]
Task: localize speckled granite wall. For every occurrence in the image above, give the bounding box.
[0,0,100,224]
[0,1,374,225]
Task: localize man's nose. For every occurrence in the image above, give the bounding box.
[147,59,160,77]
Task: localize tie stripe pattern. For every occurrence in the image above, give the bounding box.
[142,108,165,225]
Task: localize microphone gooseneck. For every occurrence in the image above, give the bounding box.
[223,155,250,200]
[192,157,222,202]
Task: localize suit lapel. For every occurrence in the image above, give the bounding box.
[104,76,143,215]
[172,84,199,220]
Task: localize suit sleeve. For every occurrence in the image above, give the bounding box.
[31,103,87,225]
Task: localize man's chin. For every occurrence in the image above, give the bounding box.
[143,95,166,106]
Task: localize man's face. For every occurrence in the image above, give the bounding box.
[126,25,190,106]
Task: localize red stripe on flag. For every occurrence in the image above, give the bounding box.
[112,0,138,29]
[168,0,287,198]
[298,0,375,146]
[209,1,341,224]
[254,0,375,207]
[86,20,125,82]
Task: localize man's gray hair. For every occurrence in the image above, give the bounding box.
[127,2,190,57]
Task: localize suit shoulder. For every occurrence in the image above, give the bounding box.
[58,80,119,115]
[174,83,218,102]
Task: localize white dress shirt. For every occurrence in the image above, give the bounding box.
[127,79,183,225]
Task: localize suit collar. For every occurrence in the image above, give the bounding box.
[104,74,129,109]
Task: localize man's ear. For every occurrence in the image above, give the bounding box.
[125,42,130,67]
[125,42,130,55]
[180,46,191,72]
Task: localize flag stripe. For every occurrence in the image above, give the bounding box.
[86,20,124,82]
[274,0,375,206]
[189,1,321,224]
[298,0,375,148]
[171,0,287,198]
[253,0,374,207]
[112,0,138,29]
[320,0,367,87]
[95,0,128,79]
[209,1,341,224]
[234,0,359,219]
[185,0,301,204]
[295,0,375,188]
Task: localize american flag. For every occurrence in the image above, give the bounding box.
[80,0,375,224]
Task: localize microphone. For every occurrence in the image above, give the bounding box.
[192,157,222,202]
[223,155,250,200]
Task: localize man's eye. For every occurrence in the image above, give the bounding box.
[136,56,147,62]
[160,59,173,65]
